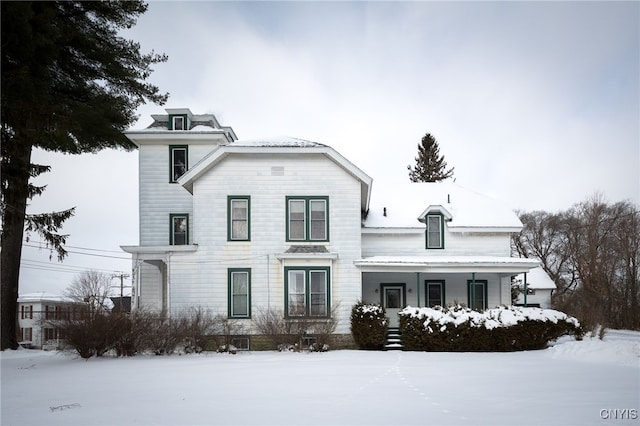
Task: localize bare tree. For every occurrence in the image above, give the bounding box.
[514,195,640,332]
[65,270,114,315]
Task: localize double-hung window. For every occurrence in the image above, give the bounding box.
[228,269,251,318]
[228,196,250,241]
[285,267,330,317]
[169,145,188,182]
[426,213,444,249]
[286,197,328,242]
[426,281,445,308]
[21,305,33,320]
[170,214,188,245]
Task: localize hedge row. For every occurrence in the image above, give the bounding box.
[399,305,583,352]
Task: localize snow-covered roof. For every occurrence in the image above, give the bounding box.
[515,266,557,290]
[363,181,523,232]
[178,137,372,211]
[228,136,327,148]
[18,292,73,303]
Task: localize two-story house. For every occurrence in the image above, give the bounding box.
[121,108,539,347]
[17,292,74,349]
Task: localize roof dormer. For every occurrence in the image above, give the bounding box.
[165,108,193,130]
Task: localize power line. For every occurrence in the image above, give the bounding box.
[24,239,125,254]
[22,243,130,260]
[20,259,129,276]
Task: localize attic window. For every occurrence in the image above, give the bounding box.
[426,213,444,249]
[170,114,187,130]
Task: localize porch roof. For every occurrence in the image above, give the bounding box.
[354,255,539,274]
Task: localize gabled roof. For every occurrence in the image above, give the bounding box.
[515,266,557,290]
[363,181,522,232]
[18,292,73,303]
[178,137,373,212]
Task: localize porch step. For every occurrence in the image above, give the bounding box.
[385,327,403,351]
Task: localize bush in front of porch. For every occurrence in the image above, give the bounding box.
[399,305,583,352]
[350,302,388,350]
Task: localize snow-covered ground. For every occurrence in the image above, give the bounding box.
[2,330,638,426]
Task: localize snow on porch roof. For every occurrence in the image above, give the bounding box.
[363,181,523,231]
[354,255,539,273]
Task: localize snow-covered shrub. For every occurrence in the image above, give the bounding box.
[350,302,388,350]
[309,342,330,352]
[399,305,582,352]
[217,344,237,354]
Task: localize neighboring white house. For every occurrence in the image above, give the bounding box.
[121,108,539,346]
[17,292,74,349]
[514,267,556,309]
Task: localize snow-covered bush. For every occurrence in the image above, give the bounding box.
[350,302,388,350]
[399,305,583,351]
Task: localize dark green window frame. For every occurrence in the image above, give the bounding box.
[284,266,331,318]
[425,280,446,308]
[228,268,251,318]
[467,280,488,310]
[426,213,445,249]
[170,213,189,245]
[227,196,251,241]
[285,196,329,242]
[169,145,188,183]
[169,114,188,130]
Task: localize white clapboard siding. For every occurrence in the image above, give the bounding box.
[138,144,215,246]
[165,154,363,334]
[362,230,512,258]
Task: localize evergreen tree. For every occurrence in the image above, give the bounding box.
[407,133,455,182]
[1,1,168,350]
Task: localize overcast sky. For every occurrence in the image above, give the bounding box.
[21,1,639,296]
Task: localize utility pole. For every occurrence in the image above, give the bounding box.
[111,273,131,312]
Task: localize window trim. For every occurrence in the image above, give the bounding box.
[227,196,251,241]
[467,280,488,310]
[284,267,331,318]
[426,212,445,249]
[228,268,251,319]
[425,280,446,308]
[169,213,189,245]
[285,196,329,242]
[169,114,188,130]
[169,145,188,183]
[21,305,33,320]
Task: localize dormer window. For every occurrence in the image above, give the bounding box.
[169,114,188,130]
[426,213,444,249]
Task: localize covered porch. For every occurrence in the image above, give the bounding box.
[355,256,540,327]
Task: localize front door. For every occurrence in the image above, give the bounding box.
[382,285,405,328]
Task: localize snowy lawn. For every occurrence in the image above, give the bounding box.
[2,331,638,426]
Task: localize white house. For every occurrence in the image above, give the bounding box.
[17,292,74,349]
[122,108,539,347]
[514,267,556,309]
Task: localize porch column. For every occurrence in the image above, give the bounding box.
[524,272,528,307]
[471,272,476,310]
[416,272,421,308]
